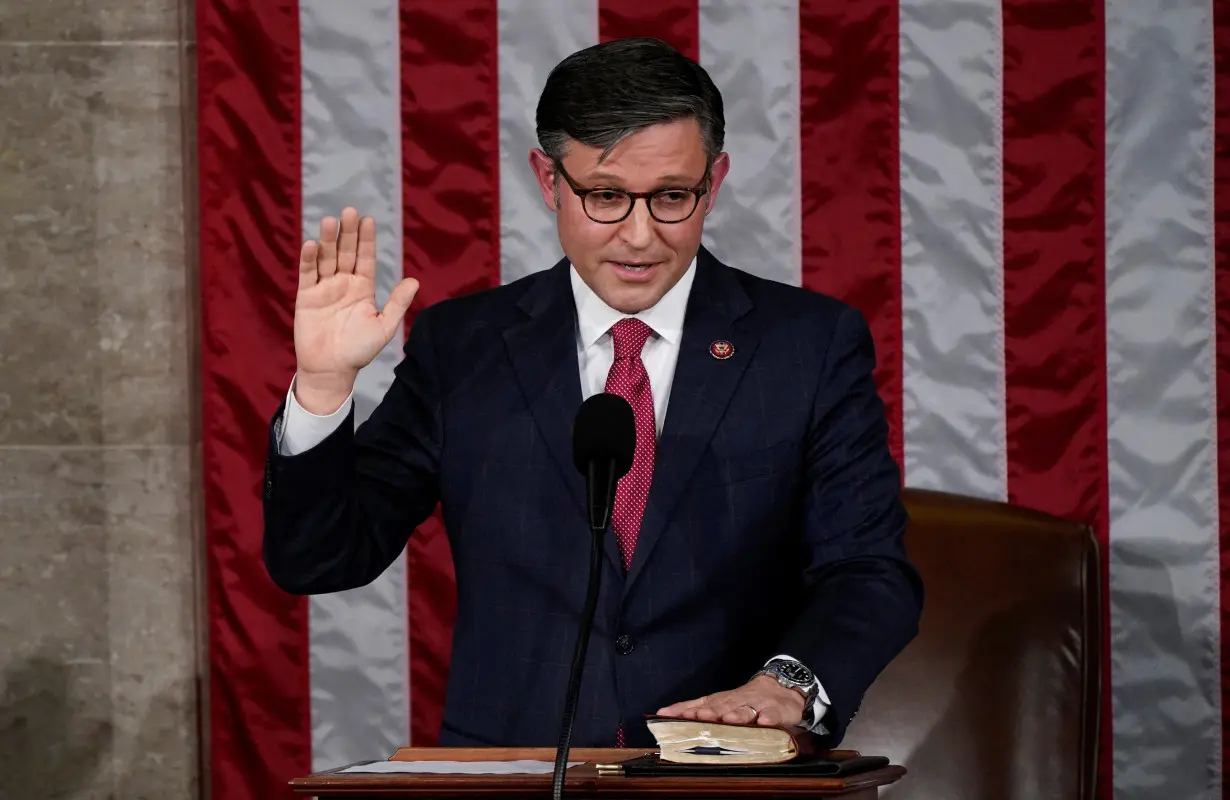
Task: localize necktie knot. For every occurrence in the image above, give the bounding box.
[610,318,654,360]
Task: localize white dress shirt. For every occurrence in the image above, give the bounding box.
[570,257,693,434]
[276,258,830,732]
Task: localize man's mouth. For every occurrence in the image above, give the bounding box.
[608,261,661,282]
[607,259,659,279]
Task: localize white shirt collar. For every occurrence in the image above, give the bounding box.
[569,257,697,349]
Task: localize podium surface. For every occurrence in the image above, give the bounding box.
[290,747,906,798]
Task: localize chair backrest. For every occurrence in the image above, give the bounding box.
[840,488,1101,800]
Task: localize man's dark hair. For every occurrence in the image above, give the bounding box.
[535,37,725,168]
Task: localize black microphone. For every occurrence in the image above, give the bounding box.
[572,393,637,532]
[551,393,636,800]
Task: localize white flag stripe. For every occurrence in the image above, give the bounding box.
[698,0,801,286]
[898,0,1007,501]
[299,0,409,770]
[1104,2,1221,796]
[497,0,599,283]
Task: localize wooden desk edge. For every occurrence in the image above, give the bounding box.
[289,749,906,796]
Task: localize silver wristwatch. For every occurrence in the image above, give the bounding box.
[756,658,819,724]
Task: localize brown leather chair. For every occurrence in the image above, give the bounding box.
[841,488,1101,799]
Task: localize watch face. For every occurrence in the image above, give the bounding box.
[779,661,813,685]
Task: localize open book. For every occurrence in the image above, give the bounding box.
[643,714,820,764]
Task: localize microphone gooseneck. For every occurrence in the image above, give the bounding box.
[552,393,636,800]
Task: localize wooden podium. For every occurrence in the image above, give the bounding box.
[289,747,906,798]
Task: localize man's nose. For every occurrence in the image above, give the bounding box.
[617,199,657,249]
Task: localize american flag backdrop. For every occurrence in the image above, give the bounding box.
[197,1,1228,797]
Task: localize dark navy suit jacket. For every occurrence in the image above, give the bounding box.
[262,247,923,748]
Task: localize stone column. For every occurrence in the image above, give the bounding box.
[0,1,201,797]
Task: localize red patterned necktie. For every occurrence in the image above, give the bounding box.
[603,318,656,748]
[603,318,657,571]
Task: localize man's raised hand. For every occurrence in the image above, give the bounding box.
[293,207,419,414]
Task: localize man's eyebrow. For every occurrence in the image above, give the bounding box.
[584,171,700,185]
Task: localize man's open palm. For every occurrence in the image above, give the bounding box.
[294,208,419,383]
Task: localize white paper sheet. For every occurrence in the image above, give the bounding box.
[338,760,582,775]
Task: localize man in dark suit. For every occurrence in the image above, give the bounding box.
[263,37,922,749]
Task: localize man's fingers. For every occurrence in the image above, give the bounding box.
[705,690,785,722]
[338,207,360,273]
[698,691,749,718]
[661,694,791,726]
[658,680,805,728]
[657,696,710,717]
[298,240,319,290]
[715,699,767,723]
[318,216,339,278]
[355,216,377,280]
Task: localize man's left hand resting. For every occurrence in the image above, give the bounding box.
[656,674,806,728]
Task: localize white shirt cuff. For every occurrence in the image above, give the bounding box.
[766,654,830,735]
[277,374,354,456]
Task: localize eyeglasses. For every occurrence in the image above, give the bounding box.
[554,162,709,224]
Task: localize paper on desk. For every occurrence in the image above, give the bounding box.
[338,760,583,775]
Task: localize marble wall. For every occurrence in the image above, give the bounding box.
[0,1,201,798]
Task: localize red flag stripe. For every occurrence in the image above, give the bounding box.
[798,0,904,471]
[400,0,501,746]
[1214,0,1230,785]
[198,0,308,797]
[999,2,1109,795]
[598,0,699,62]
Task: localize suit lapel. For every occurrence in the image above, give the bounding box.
[624,249,758,593]
[502,260,628,575]
[503,260,587,516]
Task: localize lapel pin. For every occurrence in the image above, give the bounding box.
[709,340,735,360]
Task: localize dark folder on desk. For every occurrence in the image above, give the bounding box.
[613,752,891,777]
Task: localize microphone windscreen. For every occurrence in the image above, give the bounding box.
[571,393,636,478]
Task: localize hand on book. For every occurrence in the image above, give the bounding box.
[655,674,806,728]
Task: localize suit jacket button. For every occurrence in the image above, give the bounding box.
[615,634,635,655]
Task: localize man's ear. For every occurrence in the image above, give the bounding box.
[528,148,561,210]
[703,152,731,215]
